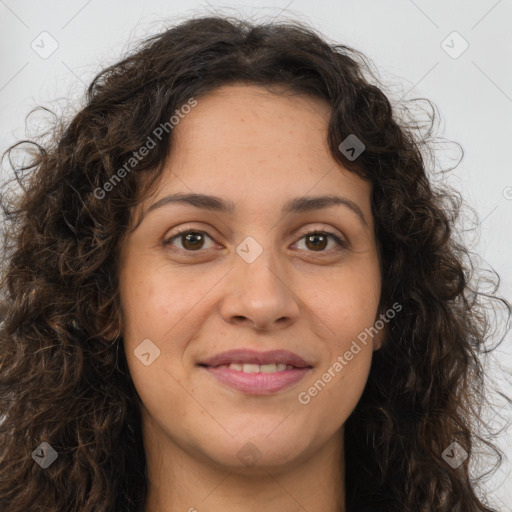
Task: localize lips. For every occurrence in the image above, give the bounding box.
[198,349,313,369]
[198,349,313,395]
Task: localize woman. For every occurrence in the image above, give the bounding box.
[0,15,509,512]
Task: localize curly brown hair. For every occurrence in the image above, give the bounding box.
[0,15,510,512]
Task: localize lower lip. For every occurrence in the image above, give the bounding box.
[202,366,311,395]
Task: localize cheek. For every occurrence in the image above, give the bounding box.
[330,344,373,420]
[303,265,379,409]
[296,339,373,439]
[119,261,219,379]
[119,261,186,339]
[315,269,381,345]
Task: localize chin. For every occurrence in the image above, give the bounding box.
[197,431,312,474]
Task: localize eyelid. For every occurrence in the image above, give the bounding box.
[294,224,345,243]
[291,226,347,253]
[163,225,218,250]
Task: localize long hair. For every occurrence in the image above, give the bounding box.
[0,15,510,512]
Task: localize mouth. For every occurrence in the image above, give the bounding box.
[198,348,313,369]
[198,349,313,395]
[200,362,300,373]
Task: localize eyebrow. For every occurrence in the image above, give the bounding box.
[142,192,368,228]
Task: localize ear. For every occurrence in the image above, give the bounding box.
[94,301,124,342]
[371,308,390,351]
[373,326,385,351]
[99,315,121,342]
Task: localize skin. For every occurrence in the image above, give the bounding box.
[118,84,384,512]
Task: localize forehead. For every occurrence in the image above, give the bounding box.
[171,83,332,157]
[132,84,372,225]
[154,84,366,189]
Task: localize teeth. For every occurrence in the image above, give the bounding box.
[219,362,295,373]
[243,363,260,373]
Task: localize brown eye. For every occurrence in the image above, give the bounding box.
[294,231,346,253]
[181,232,205,250]
[164,230,216,251]
[305,233,328,251]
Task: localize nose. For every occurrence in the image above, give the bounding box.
[218,245,301,332]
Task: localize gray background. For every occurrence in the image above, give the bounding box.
[1,0,511,509]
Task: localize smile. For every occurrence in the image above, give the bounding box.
[201,364,312,394]
[214,362,295,373]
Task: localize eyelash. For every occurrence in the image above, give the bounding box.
[163,226,347,256]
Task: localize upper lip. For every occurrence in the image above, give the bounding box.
[199,349,313,368]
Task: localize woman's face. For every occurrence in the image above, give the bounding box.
[118,84,383,472]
